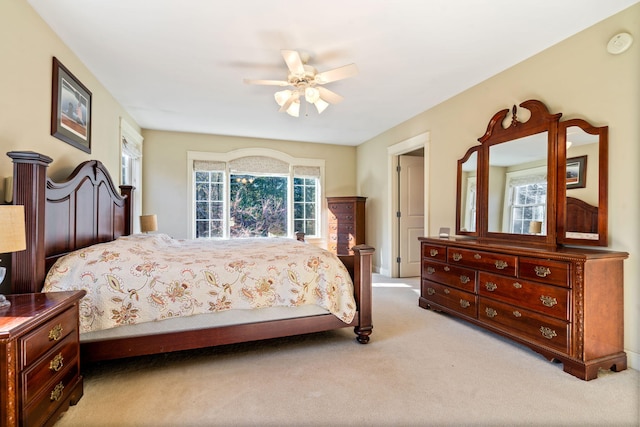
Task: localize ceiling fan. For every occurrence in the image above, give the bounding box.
[243,50,358,117]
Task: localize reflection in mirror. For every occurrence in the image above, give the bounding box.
[565,126,599,239]
[487,132,548,235]
[459,150,477,232]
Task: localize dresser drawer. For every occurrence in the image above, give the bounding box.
[519,257,570,288]
[423,260,476,293]
[328,202,357,213]
[23,362,79,427]
[22,332,79,404]
[422,243,447,262]
[329,212,356,224]
[422,280,477,318]
[478,272,569,320]
[478,298,569,352]
[448,248,517,277]
[20,307,77,368]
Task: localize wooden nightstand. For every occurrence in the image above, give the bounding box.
[0,291,86,427]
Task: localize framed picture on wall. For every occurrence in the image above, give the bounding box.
[566,155,587,189]
[51,57,92,153]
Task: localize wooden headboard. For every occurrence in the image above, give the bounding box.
[566,196,598,234]
[8,151,133,294]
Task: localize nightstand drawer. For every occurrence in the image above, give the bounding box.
[23,362,80,427]
[23,332,79,403]
[20,307,77,367]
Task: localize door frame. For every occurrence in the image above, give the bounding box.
[386,132,430,277]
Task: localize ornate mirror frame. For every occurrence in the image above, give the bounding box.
[455,99,609,247]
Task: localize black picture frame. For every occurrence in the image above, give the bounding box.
[566,155,587,189]
[51,57,92,153]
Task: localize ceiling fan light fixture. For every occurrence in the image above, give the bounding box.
[305,87,320,104]
[314,98,329,114]
[286,100,300,117]
[274,89,293,106]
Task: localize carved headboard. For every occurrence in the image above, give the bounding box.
[8,151,133,294]
[566,196,598,234]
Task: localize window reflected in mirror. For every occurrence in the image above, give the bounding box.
[459,150,477,232]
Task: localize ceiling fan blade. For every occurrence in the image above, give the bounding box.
[243,78,290,86]
[317,86,344,104]
[315,63,358,84]
[281,50,305,75]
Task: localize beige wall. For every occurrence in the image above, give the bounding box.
[0,1,140,294]
[142,130,357,240]
[357,4,639,368]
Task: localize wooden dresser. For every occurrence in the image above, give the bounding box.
[327,196,366,255]
[1,291,85,427]
[418,236,628,380]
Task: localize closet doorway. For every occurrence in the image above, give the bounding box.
[387,132,428,278]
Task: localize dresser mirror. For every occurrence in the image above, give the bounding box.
[557,118,608,246]
[455,99,609,247]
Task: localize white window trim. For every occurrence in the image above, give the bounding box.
[187,148,325,241]
[120,118,143,233]
[502,165,547,233]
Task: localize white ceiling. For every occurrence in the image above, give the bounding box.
[28,0,637,146]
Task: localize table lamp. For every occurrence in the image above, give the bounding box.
[140,214,158,233]
[0,205,27,308]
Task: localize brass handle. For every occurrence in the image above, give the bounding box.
[512,310,522,317]
[444,266,450,271]
[444,288,450,294]
[459,275,470,284]
[485,307,498,318]
[495,260,508,270]
[430,249,438,257]
[460,299,470,308]
[513,282,523,289]
[535,266,551,277]
[50,382,64,402]
[539,326,557,340]
[473,253,481,260]
[49,353,64,372]
[485,282,497,291]
[540,295,558,307]
[49,324,63,341]
[452,253,462,262]
[427,287,435,295]
[426,267,435,275]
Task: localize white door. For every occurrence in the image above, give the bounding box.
[398,154,424,277]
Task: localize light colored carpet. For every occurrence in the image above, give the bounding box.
[57,274,639,426]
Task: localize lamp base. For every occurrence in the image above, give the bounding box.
[0,294,10,308]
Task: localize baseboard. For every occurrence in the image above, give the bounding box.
[377,266,390,276]
[626,349,639,371]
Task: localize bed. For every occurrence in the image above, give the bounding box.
[8,151,374,363]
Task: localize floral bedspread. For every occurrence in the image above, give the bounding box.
[43,234,356,333]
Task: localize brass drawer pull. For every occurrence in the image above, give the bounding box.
[535,266,551,277]
[430,249,438,257]
[473,253,481,260]
[485,282,497,291]
[452,253,462,262]
[512,310,522,317]
[495,260,508,270]
[426,267,435,275]
[460,299,470,308]
[539,326,557,340]
[513,282,523,289]
[444,288,450,294]
[540,295,558,307]
[50,382,64,402]
[444,266,450,271]
[459,275,470,284]
[427,287,435,295]
[49,353,64,372]
[49,324,63,341]
[485,307,498,318]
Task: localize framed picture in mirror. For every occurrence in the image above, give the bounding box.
[566,155,587,189]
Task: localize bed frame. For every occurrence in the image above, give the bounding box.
[8,151,374,362]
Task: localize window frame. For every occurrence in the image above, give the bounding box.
[187,148,325,241]
[501,165,547,235]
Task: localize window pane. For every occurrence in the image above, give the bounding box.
[196,184,209,201]
[305,186,316,202]
[230,174,287,237]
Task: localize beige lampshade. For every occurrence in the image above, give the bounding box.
[529,220,543,234]
[140,214,158,233]
[0,205,26,253]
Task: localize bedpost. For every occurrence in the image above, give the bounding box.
[119,185,134,236]
[7,151,53,294]
[350,244,374,344]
